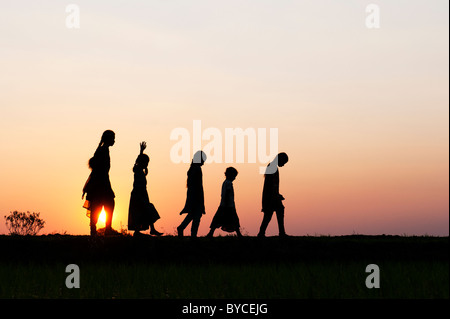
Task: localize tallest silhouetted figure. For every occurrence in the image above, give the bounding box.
[257,152,289,237]
[82,130,116,236]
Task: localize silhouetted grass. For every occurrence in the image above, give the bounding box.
[0,235,447,298]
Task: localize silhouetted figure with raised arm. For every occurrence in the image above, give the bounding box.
[128,142,163,237]
[257,152,289,238]
[82,130,116,236]
[207,167,242,237]
[177,151,207,238]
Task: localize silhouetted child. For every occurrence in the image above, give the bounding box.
[258,152,289,237]
[128,142,163,237]
[207,167,242,237]
[177,151,207,237]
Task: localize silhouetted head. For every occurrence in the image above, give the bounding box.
[225,167,238,181]
[136,154,150,168]
[101,130,115,147]
[133,153,150,174]
[192,150,207,166]
[276,152,289,167]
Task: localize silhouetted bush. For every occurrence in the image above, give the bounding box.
[4,211,45,235]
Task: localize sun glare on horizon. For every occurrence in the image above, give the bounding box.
[98,208,107,227]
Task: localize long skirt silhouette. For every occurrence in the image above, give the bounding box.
[128,171,160,231]
[209,206,240,232]
[209,179,240,232]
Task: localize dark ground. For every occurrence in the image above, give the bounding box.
[0,235,448,299]
[1,234,447,263]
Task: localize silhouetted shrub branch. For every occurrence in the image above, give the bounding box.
[4,211,45,235]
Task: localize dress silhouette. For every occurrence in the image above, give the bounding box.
[257,152,289,237]
[128,142,162,236]
[207,167,242,237]
[177,151,207,237]
[82,130,116,236]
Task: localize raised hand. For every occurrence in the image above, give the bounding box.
[140,141,147,154]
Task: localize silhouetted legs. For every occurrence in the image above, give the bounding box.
[104,199,114,232]
[134,224,163,237]
[258,207,286,237]
[177,214,201,237]
[258,212,272,237]
[90,197,115,236]
[90,204,101,236]
[149,223,163,236]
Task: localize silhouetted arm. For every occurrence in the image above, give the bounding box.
[140,141,147,155]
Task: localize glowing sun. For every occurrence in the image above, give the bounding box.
[98,208,107,225]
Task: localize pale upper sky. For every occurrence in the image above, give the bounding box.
[0,0,448,235]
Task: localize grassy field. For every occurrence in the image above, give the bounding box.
[0,235,448,299]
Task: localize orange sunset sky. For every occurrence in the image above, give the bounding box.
[0,0,448,236]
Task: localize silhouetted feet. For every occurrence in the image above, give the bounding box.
[150,229,163,236]
[177,226,184,237]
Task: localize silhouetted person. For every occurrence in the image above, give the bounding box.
[128,142,163,237]
[257,152,289,237]
[207,167,242,237]
[177,151,207,237]
[82,130,116,236]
